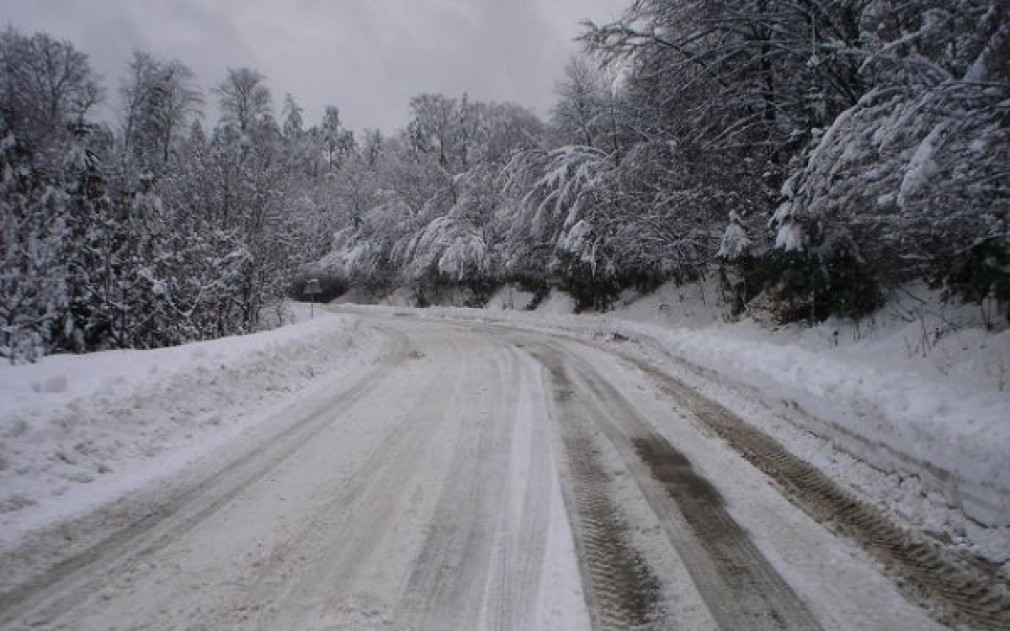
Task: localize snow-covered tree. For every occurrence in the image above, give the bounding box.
[216,67,272,133]
[319,105,355,172]
[120,51,202,167]
[717,211,752,261]
[0,133,69,361]
[552,57,610,148]
[0,28,102,157]
[0,29,103,360]
[778,0,1009,318]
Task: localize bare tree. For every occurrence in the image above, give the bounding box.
[551,56,611,149]
[216,67,271,132]
[121,51,203,165]
[0,28,102,152]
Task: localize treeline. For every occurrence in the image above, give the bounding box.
[1,30,351,361]
[3,0,1008,361]
[320,0,1009,322]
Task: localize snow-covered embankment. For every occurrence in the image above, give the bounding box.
[0,310,379,540]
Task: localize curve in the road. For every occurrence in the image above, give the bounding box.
[6,314,997,631]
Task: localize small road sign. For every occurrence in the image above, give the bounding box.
[303,278,323,317]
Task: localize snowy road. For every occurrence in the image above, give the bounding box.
[1,313,1001,630]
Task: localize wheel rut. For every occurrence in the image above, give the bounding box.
[631,436,805,630]
[561,433,664,630]
[545,353,664,630]
[539,346,818,630]
[632,356,1010,630]
[392,344,536,630]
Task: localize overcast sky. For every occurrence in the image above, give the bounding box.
[2,0,626,132]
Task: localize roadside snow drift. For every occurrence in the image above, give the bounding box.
[0,310,373,538]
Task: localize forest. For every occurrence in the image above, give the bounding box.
[2,0,1008,362]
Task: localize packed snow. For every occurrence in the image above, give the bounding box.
[2,283,1008,579]
[449,282,1010,568]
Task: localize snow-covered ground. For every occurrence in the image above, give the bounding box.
[0,306,382,538]
[1,284,1007,628]
[615,286,1010,531]
[431,282,1010,568]
[3,285,1007,560]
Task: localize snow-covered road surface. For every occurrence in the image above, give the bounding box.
[1,313,1004,629]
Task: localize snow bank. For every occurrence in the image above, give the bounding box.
[536,290,577,315]
[616,320,1010,525]
[0,308,370,536]
[486,285,538,311]
[598,283,1010,529]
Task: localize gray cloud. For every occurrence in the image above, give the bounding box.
[1,0,625,132]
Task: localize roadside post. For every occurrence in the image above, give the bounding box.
[303,278,322,318]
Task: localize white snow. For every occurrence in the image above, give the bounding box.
[0,305,377,538]
[898,121,947,208]
[774,218,806,252]
[537,289,578,315]
[619,316,1009,524]
[716,212,751,259]
[2,282,1007,618]
[413,281,1010,567]
[769,201,806,252]
[485,284,538,311]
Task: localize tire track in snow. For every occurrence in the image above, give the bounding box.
[539,345,820,630]
[392,341,555,630]
[0,329,410,628]
[559,431,665,630]
[477,347,555,630]
[631,356,1010,630]
[236,334,469,630]
[537,350,666,630]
